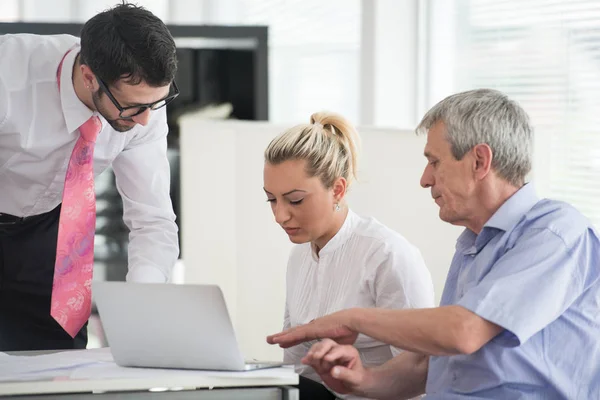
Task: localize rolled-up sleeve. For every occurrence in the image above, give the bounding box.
[458,228,586,347]
[111,111,179,283]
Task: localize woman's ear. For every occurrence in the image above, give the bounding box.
[332,177,347,202]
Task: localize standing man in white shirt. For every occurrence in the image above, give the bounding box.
[0,3,180,351]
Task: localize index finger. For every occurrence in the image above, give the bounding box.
[266,326,299,344]
[266,325,317,348]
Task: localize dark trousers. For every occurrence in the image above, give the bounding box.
[0,205,87,351]
[298,375,337,400]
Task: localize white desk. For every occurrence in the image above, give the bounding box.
[0,349,299,400]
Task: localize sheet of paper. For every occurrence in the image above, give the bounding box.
[0,348,295,383]
[0,348,113,382]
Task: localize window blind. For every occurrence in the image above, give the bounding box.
[436,0,600,226]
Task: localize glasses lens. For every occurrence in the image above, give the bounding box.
[120,107,145,118]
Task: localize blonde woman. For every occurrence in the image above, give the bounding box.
[263,112,435,399]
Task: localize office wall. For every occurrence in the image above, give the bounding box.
[179,117,461,361]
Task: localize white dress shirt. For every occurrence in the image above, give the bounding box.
[284,209,434,399]
[0,33,178,282]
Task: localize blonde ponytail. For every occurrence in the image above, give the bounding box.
[265,111,360,188]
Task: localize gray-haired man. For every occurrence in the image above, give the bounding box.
[267,89,600,399]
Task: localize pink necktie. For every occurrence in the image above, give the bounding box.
[51,51,101,337]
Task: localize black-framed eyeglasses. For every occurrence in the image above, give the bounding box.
[96,77,179,119]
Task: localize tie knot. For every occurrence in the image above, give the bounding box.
[79,116,101,142]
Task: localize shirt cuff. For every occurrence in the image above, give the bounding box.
[126,266,168,283]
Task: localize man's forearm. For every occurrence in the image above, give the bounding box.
[361,352,428,400]
[348,305,490,356]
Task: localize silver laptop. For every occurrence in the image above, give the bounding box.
[93,282,283,371]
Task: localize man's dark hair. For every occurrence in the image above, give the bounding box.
[80,2,177,87]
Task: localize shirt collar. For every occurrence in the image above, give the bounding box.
[455,183,539,254]
[484,183,539,232]
[456,228,477,253]
[311,209,358,260]
[59,46,94,134]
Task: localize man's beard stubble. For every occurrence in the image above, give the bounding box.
[91,90,136,133]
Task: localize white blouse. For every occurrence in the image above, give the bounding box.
[283,209,435,399]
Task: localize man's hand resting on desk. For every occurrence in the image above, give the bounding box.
[302,338,376,396]
[266,309,358,348]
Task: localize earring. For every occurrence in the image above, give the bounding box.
[335,203,341,212]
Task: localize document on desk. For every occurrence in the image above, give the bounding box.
[0,347,297,396]
[0,348,114,382]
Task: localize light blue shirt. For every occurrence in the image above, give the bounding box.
[425,184,600,399]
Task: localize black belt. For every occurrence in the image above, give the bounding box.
[0,213,27,225]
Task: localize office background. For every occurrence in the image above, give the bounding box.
[1,0,599,359]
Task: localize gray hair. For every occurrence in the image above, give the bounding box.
[416,88,533,186]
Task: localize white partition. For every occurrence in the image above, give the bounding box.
[179,118,461,361]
